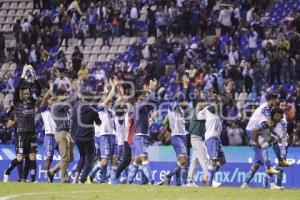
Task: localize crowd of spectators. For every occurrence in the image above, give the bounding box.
[1,0,300,147]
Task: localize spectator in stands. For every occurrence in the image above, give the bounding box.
[294,85,300,123]
[76,17,87,46]
[33,0,41,9]
[21,18,31,47]
[289,31,300,57]
[295,54,300,81]
[292,122,300,146]
[218,4,233,35]
[42,10,53,29]
[0,33,5,63]
[269,50,281,85]
[156,6,168,37]
[72,46,83,78]
[28,44,40,69]
[86,5,98,39]
[281,50,293,84]
[148,5,157,37]
[111,5,120,38]
[243,62,253,94]
[13,19,22,44]
[99,19,111,46]
[248,26,258,55]
[56,50,67,70]
[226,121,244,146]
[129,3,139,36]
[60,15,72,48]
[14,44,27,67]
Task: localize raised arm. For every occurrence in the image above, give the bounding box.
[13,78,25,104]
[40,88,52,108]
[102,79,116,106]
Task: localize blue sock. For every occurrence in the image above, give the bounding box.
[89,164,100,178]
[276,168,284,186]
[273,143,283,162]
[142,163,153,183]
[181,166,188,185]
[120,168,128,182]
[110,166,118,184]
[207,168,215,186]
[128,164,139,184]
[100,164,108,182]
[175,167,181,185]
[245,169,256,184]
[263,173,270,188]
[167,163,181,179]
[208,164,221,186]
[261,147,271,170]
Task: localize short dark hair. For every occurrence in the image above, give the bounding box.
[55,88,68,96]
[270,107,284,118]
[19,83,29,91]
[266,93,278,101]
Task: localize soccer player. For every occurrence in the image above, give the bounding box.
[264,101,293,188]
[158,99,188,186]
[3,109,28,182]
[40,86,59,182]
[127,80,158,185]
[87,79,117,184]
[199,95,226,187]
[241,107,284,189]
[114,103,127,181]
[4,65,41,183]
[116,102,135,183]
[71,90,101,183]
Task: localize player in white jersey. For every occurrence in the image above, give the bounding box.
[272,101,292,167]
[263,101,293,188]
[114,104,127,182]
[115,106,134,183]
[40,87,59,182]
[241,107,284,189]
[198,96,226,187]
[87,80,117,184]
[246,93,278,132]
[158,101,188,186]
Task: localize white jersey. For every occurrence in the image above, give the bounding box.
[167,106,187,136]
[41,109,56,135]
[273,114,288,146]
[246,102,270,131]
[94,104,115,136]
[198,106,223,140]
[114,115,126,145]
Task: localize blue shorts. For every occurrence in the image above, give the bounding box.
[252,145,270,166]
[44,134,58,160]
[117,145,124,162]
[246,130,252,140]
[100,135,117,158]
[205,137,225,160]
[133,135,149,157]
[171,135,187,157]
[95,136,101,159]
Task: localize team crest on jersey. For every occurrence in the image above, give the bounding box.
[23,109,34,115]
[261,107,270,117]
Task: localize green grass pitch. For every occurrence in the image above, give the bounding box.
[0,183,299,200]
